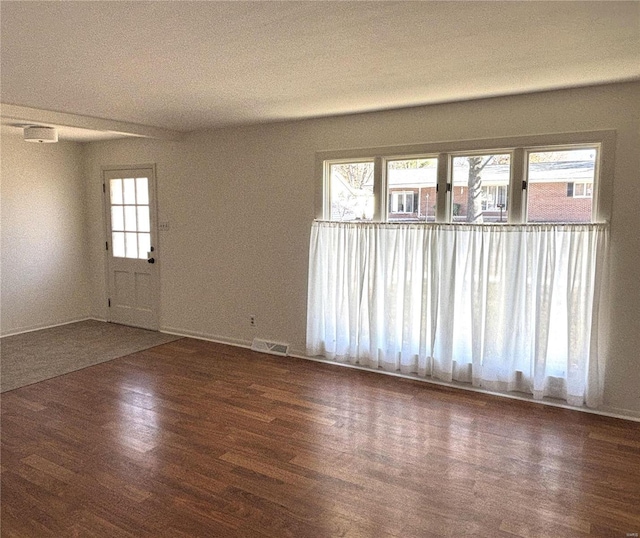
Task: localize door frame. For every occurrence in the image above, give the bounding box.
[101,163,160,330]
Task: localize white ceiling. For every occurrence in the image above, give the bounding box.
[1,1,639,141]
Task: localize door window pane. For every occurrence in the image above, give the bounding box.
[123,178,136,204]
[329,162,374,221]
[452,154,510,223]
[111,206,124,231]
[136,177,149,205]
[527,149,596,223]
[137,206,150,232]
[138,233,151,260]
[387,158,437,222]
[110,179,123,205]
[125,232,138,258]
[112,232,125,258]
[124,206,137,231]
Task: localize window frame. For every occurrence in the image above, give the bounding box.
[325,158,376,222]
[448,149,513,224]
[523,144,600,223]
[315,130,615,224]
[384,154,439,222]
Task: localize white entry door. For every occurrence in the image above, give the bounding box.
[103,166,159,330]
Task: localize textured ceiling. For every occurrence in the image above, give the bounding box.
[1,1,639,138]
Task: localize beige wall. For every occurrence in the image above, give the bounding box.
[84,81,640,417]
[0,131,90,335]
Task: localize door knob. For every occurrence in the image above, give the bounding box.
[147,258,155,264]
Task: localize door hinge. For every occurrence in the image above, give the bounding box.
[102,183,106,193]
[108,298,111,308]
[105,241,109,251]
[522,180,528,190]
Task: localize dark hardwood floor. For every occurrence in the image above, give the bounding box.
[1,338,639,537]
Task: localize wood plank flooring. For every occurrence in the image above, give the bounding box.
[2,338,639,537]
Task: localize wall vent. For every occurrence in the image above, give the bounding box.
[251,338,290,357]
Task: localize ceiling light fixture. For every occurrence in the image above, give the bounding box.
[23,126,58,143]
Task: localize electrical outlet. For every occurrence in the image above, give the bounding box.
[250,315,257,327]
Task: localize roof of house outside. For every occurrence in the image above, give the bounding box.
[387,160,595,188]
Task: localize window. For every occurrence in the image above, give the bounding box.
[110,177,151,259]
[390,191,415,214]
[328,161,374,221]
[482,186,508,210]
[387,158,437,222]
[312,131,613,407]
[451,153,510,223]
[319,132,611,224]
[572,182,593,198]
[527,148,597,223]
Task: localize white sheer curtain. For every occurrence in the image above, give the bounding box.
[307,221,609,407]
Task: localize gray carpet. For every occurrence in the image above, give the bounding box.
[0,320,182,392]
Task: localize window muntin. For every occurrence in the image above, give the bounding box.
[451,153,511,223]
[329,161,374,221]
[387,158,437,222]
[526,148,597,223]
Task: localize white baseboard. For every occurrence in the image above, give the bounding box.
[160,325,253,350]
[597,405,640,421]
[0,317,94,338]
